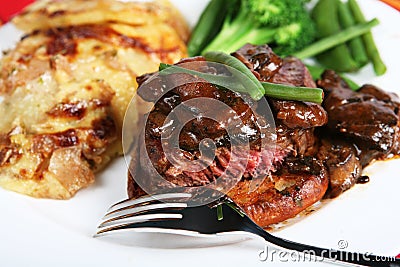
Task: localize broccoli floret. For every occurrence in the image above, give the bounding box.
[247,0,306,26]
[201,0,316,56]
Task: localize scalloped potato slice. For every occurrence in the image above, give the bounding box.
[12,0,189,42]
[0,15,187,199]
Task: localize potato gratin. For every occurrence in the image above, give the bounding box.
[0,0,188,199]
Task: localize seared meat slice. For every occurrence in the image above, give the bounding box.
[233,44,315,88]
[318,70,400,165]
[358,84,400,158]
[316,69,352,92]
[359,84,400,107]
[324,90,398,152]
[276,125,317,157]
[271,100,328,129]
[227,157,328,227]
[231,44,282,82]
[270,56,316,88]
[317,136,361,198]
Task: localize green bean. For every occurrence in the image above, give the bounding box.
[159,63,324,104]
[338,1,369,67]
[294,19,379,61]
[187,0,228,57]
[203,51,265,99]
[311,0,358,72]
[348,0,387,75]
[261,82,324,104]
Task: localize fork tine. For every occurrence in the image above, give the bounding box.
[107,192,191,214]
[95,213,183,236]
[99,202,187,227]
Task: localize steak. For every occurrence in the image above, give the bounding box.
[132,70,285,194]
[128,44,329,227]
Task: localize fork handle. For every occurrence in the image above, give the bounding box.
[248,226,399,266]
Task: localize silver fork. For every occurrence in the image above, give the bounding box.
[95,192,400,267]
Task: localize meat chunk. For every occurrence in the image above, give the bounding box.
[276,125,318,157]
[318,70,400,162]
[317,136,361,198]
[231,43,282,82]
[271,100,328,129]
[233,44,316,88]
[271,56,316,88]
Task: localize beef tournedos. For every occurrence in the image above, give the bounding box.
[127,44,400,228]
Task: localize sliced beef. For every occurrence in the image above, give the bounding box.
[271,100,328,129]
[227,157,328,227]
[137,56,209,103]
[270,56,316,88]
[276,125,317,157]
[359,84,400,107]
[317,136,361,198]
[316,69,352,92]
[231,43,282,82]
[232,45,326,158]
[357,84,400,159]
[318,70,400,165]
[324,90,397,152]
[233,45,315,88]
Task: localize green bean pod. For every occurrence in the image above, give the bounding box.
[159,62,323,103]
[187,0,228,57]
[294,19,378,60]
[311,0,359,72]
[338,1,369,67]
[348,0,387,75]
[261,82,324,104]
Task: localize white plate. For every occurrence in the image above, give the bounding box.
[1,1,399,266]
